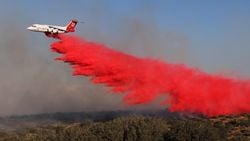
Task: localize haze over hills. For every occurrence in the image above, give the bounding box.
[0,110,249,141]
[0,110,179,131]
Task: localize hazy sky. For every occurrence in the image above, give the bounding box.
[0,0,250,116]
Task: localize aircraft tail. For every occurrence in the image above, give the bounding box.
[66,20,78,32]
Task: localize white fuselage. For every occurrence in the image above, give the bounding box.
[27,20,78,38]
[27,24,67,34]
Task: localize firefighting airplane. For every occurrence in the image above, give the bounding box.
[27,20,78,38]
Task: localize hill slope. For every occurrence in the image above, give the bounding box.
[0,111,249,141]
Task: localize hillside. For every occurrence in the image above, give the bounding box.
[0,111,249,141]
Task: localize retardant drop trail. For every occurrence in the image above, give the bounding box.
[51,35,250,117]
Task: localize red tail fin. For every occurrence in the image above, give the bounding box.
[66,20,78,32]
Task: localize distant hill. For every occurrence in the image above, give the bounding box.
[0,110,249,141]
[0,110,180,131]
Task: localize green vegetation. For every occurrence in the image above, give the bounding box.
[0,112,249,141]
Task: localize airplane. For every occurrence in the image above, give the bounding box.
[27,20,78,38]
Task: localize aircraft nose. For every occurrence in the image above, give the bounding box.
[27,26,34,30]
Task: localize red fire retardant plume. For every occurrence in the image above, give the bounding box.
[51,35,250,117]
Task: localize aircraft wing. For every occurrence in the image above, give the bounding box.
[48,25,67,32]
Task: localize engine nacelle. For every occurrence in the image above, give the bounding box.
[52,29,58,33]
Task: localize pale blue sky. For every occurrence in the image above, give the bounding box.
[1,0,248,75]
